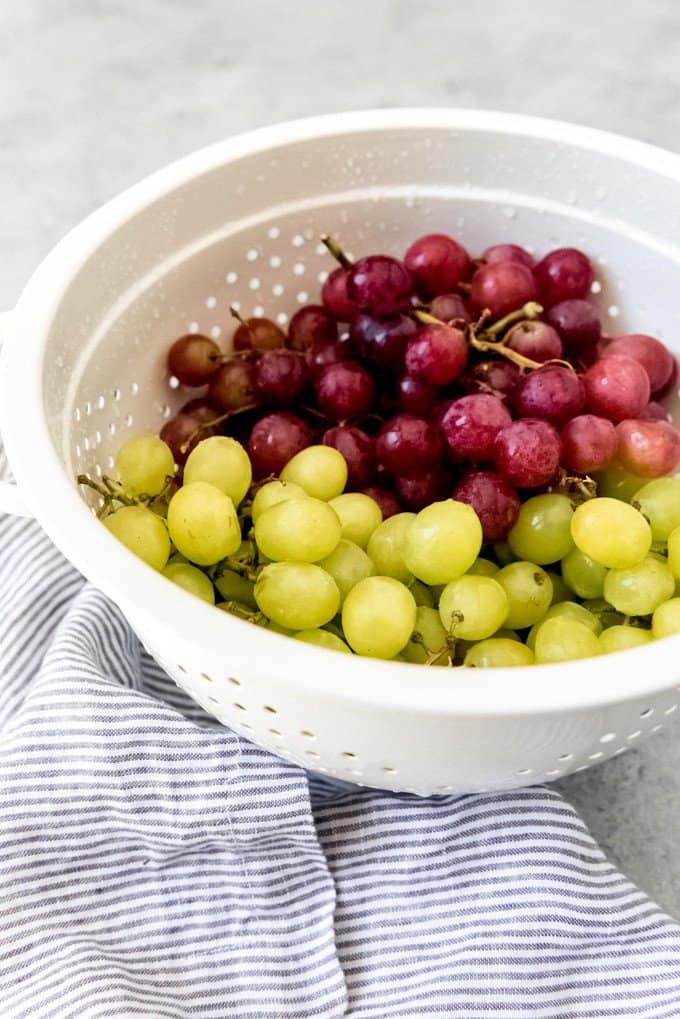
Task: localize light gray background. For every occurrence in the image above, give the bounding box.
[2,0,680,913]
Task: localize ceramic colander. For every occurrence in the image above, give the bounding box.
[2,109,680,795]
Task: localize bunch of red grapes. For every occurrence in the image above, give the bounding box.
[161,233,680,545]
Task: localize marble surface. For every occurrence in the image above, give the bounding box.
[2,0,680,915]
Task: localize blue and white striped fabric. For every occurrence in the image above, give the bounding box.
[3,453,680,1016]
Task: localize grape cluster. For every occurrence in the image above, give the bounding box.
[80,229,680,667]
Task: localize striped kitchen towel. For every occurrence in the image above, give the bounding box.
[2,502,680,1015]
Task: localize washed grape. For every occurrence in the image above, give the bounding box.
[255,562,340,630]
[403,500,482,585]
[439,575,509,640]
[329,493,383,547]
[167,482,241,565]
[254,497,341,562]
[104,505,171,571]
[184,436,252,506]
[280,445,348,501]
[342,576,416,658]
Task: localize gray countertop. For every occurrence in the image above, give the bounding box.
[2,0,679,915]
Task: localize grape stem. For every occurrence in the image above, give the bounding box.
[415,303,545,371]
[179,403,261,454]
[320,235,353,269]
[548,468,597,506]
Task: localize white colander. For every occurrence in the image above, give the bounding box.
[2,109,680,795]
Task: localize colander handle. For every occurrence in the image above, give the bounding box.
[0,312,33,518]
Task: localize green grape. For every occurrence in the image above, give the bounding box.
[402,606,450,665]
[467,558,499,578]
[492,628,520,641]
[547,571,572,604]
[318,539,375,602]
[652,598,680,639]
[595,461,647,502]
[183,436,252,507]
[391,653,407,662]
[561,547,608,600]
[104,505,170,571]
[167,481,241,565]
[251,479,306,522]
[293,629,352,653]
[534,618,601,663]
[255,562,340,629]
[669,527,680,579]
[508,493,574,565]
[571,498,651,569]
[527,601,601,650]
[495,562,553,629]
[464,639,534,668]
[280,444,348,501]
[162,562,215,604]
[214,569,257,609]
[366,513,416,584]
[167,551,189,566]
[403,500,482,585]
[342,576,417,659]
[328,492,383,548]
[438,575,509,641]
[254,497,341,563]
[409,580,435,608]
[581,598,624,630]
[216,600,259,619]
[493,541,517,566]
[600,625,653,653]
[115,433,175,496]
[603,555,675,616]
[632,478,680,543]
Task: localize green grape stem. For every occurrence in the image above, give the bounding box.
[415,304,546,371]
[548,469,597,506]
[320,234,353,269]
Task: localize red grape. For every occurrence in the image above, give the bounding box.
[405,323,468,386]
[560,414,618,474]
[430,293,470,324]
[321,267,355,320]
[315,361,376,421]
[396,374,439,417]
[604,334,675,395]
[514,364,586,427]
[404,233,470,298]
[161,412,218,465]
[653,357,678,401]
[546,299,601,354]
[583,355,650,422]
[376,414,443,474]
[494,418,562,488]
[322,425,375,489]
[431,399,456,430]
[505,320,563,363]
[248,412,313,476]
[233,316,286,352]
[359,486,401,519]
[305,338,353,379]
[287,305,337,352]
[167,334,221,387]
[180,397,219,420]
[440,394,512,463]
[459,360,521,402]
[482,243,535,269]
[254,350,307,406]
[208,359,256,412]
[616,419,680,478]
[470,262,539,319]
[346,255,413,316]
[394,466,450,511]
[641,402,670,422]
[452,469,521,542]
[535,248,594,306]
[350,313,417,372]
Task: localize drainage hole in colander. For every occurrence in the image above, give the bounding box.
[300,730,316,739]
[640,708,654,719]
[228,677,241,686]
[599,732,616,743]
[665,704,678,715]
